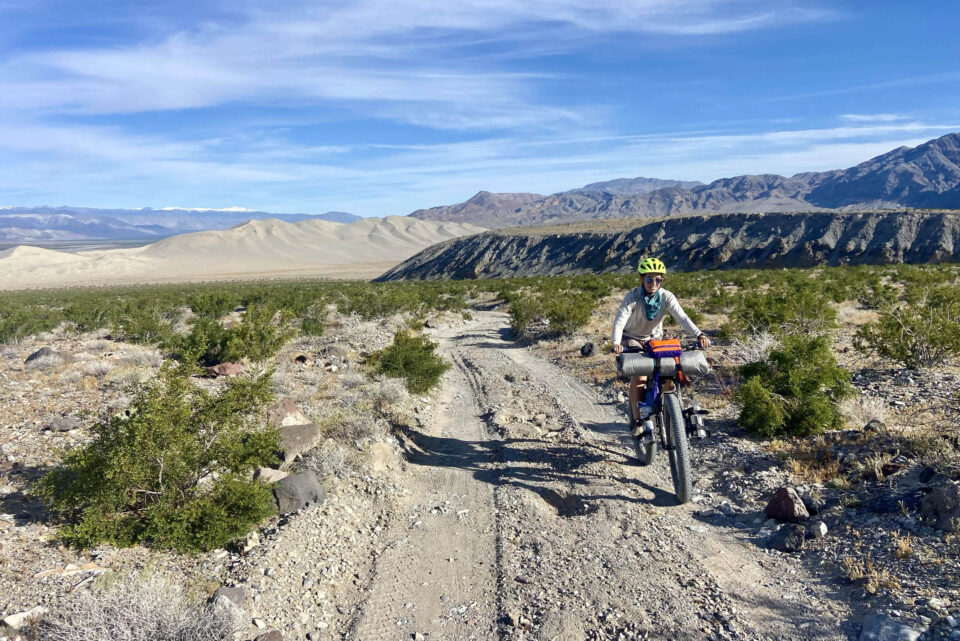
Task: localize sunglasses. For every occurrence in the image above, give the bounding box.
[644,276,663,284]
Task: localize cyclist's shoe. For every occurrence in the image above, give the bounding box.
[631,419,654,440]
[642,419,654,440]
[636,403,653,420]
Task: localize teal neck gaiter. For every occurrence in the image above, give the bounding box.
[641,289,662,321]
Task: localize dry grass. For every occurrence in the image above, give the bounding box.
[835,301,880,327]
[303,439,357,479]
[725,331,782,367]
[25,353,66,370]
[841,555,902,594]
[769,436,842,485]
[116,346,164,368]
[894,533,914,559]
[839,394,892,430]
[856,452,895,482]
[38,572,237,641]
[82,360,116,378]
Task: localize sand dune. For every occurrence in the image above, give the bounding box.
[0,216,484,290]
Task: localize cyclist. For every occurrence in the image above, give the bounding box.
[612,257,710,436]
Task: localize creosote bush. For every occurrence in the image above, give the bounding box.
[735,335,852,438]
[854,289,960,368]
[173,305,294,365]
[36,360,280,553]
[368,330,450,394]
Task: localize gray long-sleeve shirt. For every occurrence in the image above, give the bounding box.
[611,287,702,345]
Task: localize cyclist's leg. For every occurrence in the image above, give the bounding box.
[629,375,647,420]
[624,338,644,422]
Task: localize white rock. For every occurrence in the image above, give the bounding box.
[810,521,828,538]
[3,606,49,630]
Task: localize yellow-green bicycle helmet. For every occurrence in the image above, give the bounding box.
[637,257,666,275]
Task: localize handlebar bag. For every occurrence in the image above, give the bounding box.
[645,338,683,358]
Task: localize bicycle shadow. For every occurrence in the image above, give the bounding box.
[396,424,680,513]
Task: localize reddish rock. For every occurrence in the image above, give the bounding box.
[764,487,810,523]
[204,362,245,377]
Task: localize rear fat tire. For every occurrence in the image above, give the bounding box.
[664,393,693,504]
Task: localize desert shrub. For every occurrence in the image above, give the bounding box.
[38,572,237,641]
[854,294,960,368]
[110,302,178,346]
[36,362,280,552]
[726,331,782,367]
[299,302,327,337]
[188,290,239,319]
[735,334,851,438]
[173,305,294,365]
[544,291,595,335]
[0,301,60,343]
[368,331,449,394]
[508,294,538,337]
[728,288,837,335]
[221,305,294,362]
[174,317,230,365]
[304,440,356,479]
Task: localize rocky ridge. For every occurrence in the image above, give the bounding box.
[409,133,960,228]
[378,210,960,281]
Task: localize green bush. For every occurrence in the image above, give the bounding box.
[544,291,594,335]
[854,295,960,368]
[508,294,538,337]
[188,290,239,319]
[369,331,450,394]
[36,362,280,553]
[735,335,851,438]
[729,288,837,335]
[222,305,294,362]
[299,302,327,337]
[173,305,294,365]
[110,301,178,346]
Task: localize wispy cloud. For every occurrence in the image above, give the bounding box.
[0,0,831,129]
[840,113,907,123]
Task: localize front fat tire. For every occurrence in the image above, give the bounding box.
[633,435,656,466]
[664,394,693,504]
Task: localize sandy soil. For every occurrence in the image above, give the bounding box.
[0,217,483,290]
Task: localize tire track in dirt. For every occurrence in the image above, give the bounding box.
[352,311,852,641]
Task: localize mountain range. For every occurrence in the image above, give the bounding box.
[0,207,360,242]
[379,210,960,281]
[410,133,960,228]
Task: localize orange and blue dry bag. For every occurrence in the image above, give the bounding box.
[645,338,683,358]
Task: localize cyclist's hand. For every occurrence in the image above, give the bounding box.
[697,334,711,349]
[612,343,624,354]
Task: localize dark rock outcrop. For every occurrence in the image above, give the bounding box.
[378,210,960,281]
[921,479,960,531]
[768,524,806,552]
[272,471,326,514]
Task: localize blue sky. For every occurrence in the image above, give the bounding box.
[1,0,958,216]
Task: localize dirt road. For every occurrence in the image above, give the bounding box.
[348,311,852,641]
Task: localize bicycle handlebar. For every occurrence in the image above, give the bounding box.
[611,344,705,354]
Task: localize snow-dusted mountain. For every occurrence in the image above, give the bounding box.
[0,207,361,242]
